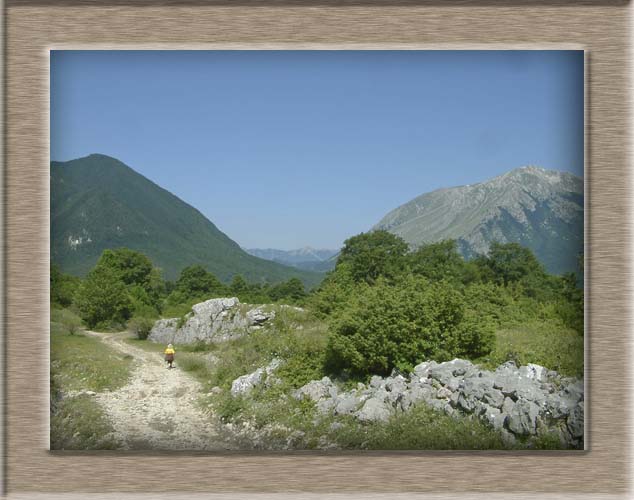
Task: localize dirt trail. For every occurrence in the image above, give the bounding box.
[85,331,233,450]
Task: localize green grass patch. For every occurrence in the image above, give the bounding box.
[51,315,133,393]
[177,352,215,378]
[197,307,328,393]
[50,308,133,450]
[330,404,508,450]
[478,319,584,377]
[124,337,166,354]
[50,393,121,450]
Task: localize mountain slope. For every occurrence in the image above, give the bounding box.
[51,154,323,286]
[245,247,338,272]
[373,166,583,275]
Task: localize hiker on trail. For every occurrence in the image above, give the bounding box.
[164,343,175,369]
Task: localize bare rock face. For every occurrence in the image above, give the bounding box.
[148,297,276,345]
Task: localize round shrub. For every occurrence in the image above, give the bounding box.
[324,276,494,377]
[127,316,155,340]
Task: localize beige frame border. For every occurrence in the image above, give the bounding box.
[3,1,632,498]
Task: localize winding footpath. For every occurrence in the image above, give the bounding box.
[84,331,234,450]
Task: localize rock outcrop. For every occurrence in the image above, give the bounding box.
[148,297,276,345]
[231,359,283,397]
[292,359,584,448]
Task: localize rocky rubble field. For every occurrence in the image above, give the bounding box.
[232,357,584,448]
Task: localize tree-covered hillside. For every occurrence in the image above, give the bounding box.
[51,154,323,286]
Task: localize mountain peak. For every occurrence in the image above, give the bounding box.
[51,154,323,286]
[374,165,583,275]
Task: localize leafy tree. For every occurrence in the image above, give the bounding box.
[478,242,546,286]
[269,278,306,303]
[308,265,357,317]
[95,248,154,289]
[555,271,584,334]
[244,282,274,304]
[336,230,409,285]
[324,276,494,377]
[409,240,470,284]
[146,267,166,307]
[50,264,81,308]
[230,275,249,296]
[73,267,133,328]
[127,316,155,340]
[175,264,227,298]
[56,308,83,335]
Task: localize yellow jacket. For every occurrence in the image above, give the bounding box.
[164,347,175,355]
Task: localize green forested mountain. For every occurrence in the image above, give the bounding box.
[373,166,583,275]
[50,154,323,286]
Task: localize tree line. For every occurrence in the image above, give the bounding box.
[309,231,583,377]
[51,248,308,331]
[51,231,583,378]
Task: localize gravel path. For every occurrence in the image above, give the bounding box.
[84,331,233,450]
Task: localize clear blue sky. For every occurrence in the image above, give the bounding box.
[51,50,584,250]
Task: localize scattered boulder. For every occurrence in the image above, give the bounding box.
[483,407,506,431]
[412,360,437,379]
[507,399,540,436]
[334,393,363,416]
[400,384,436,411]
[230,359,282,397]
[293,377,337,402]
[436,387,453,399]
[356,397,392,422]
[567,402,584,439]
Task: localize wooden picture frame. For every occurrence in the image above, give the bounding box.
[2,0,631,498]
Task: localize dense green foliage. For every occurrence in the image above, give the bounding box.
[336,231,409,285]
[50,264,81,308]
[51,154,323,286]
[310,232,583,378]
[268,277,307,302]
[127,316,155,340]
[72,248,161,328]
[408,239,479,284]
[67,247,311,329]
[325,276,494,376]
[74,265,134,329]
[50,229,583,450]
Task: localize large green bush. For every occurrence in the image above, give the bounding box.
[175,264,228,298]
[336,230,409,285]
[73,267,133,329]
[127,316,156,340]
[324,276,494,377]
[408,240,474,284]
[50,264,81,308]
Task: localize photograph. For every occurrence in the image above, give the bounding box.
[49,49,584,451]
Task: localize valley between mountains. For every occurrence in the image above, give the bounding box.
[50,154,584,451]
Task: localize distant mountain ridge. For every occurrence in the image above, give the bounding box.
[245,247,339,272]
[373,166,583,275]
[50,154,323,286]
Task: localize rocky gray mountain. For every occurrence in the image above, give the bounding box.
[245,247,339,272]
[373,166,583,275]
